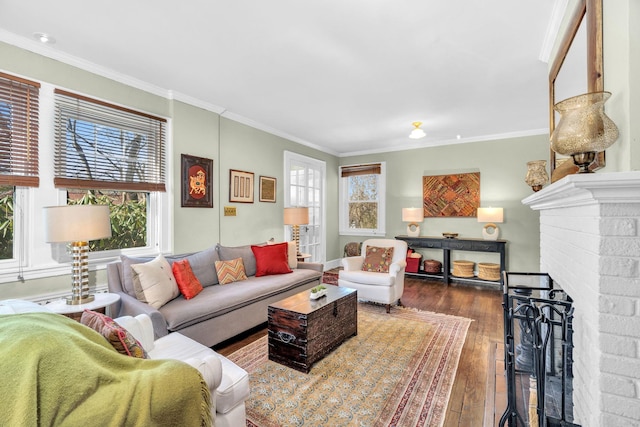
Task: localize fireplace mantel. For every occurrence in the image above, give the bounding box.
[521,170,640,427]
[523,171,640,209]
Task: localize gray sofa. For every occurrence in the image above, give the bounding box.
[107,243,323,347]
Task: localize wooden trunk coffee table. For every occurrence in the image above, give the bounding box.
[268,286,357,373]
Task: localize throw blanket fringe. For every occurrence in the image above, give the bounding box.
[0,313,211,427]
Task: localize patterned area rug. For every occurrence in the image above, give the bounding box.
[322,270,339,286]
[228,303,472,427]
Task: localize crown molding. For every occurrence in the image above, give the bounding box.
[339,128,549,157]
[539,0,569,63]
[0,29,170,99]
[220,110,339,157]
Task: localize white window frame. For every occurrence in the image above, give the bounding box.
[339,162,386,236]
[0,81,172,284]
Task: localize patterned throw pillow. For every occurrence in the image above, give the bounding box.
[80,310,148,358]
[172,259,203,299]
[362,246,395,273]
[215,258,248,285]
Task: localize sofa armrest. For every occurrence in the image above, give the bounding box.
[113,314,156,351]
[114,292,168,338]
[389,259,407,276]
[342,256,364,271]
[297,261,323,273]
[184,355,223,394]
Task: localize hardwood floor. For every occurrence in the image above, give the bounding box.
[214,276,504,426]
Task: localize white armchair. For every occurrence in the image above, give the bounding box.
[338,238,408,313]
[115,314,249,427]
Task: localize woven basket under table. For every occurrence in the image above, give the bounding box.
[477,262,501,281]
[452,260,475,278]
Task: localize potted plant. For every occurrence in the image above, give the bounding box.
[310,285,327,299]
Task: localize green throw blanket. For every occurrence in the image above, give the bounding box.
[0,313,211,427]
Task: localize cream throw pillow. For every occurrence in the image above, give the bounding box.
[267,240,298,269]
[131,254,180,309]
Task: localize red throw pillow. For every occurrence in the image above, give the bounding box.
[172,259,204,299]
[251,242,293,277]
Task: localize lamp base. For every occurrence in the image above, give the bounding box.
[67,240,93,305]
[482,223,500,241]
[406,223,420,237]
[571,151,597,173]
[66,294,95,305]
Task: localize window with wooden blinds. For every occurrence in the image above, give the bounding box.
[0,73,40,187]
[340,163,381,177]
[53,89,167,192]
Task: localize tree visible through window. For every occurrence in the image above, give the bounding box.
[0,73,40,261]
[347,174,378,229]
[339,162,386,235]
[54,89,166,253]
[67,189,147,251]
[0,186,13,259]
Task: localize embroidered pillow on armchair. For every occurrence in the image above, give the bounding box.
[362,246,395,273]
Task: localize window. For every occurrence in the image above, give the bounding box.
[53,89,166,192]
[339,162,386,236]
[0,73,40,261]
[53,89,167,253]
[0,78,170,284]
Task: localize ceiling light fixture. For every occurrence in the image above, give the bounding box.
[409,121,426,139]
[33,32,55,44]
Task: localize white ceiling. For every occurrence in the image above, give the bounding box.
[0,0,563,156]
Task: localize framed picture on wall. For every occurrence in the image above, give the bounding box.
[422,172,480,217]
[229,169,254,203]
[181,154,213,208]
[259,176,276,202]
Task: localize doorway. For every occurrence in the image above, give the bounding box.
[284,151,325,264]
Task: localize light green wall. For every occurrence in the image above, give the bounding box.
[2,3,638,300]
[339,135,549,272]
[171,101,221,253]
[0,42,340,300]
[218,118,340,258]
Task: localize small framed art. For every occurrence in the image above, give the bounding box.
[181,154,213,208]
[229,169,254,203]
[259,176,276,202]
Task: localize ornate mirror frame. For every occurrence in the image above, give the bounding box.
[548,0,604,182]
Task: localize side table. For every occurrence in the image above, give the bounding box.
[297,253,312,262]
[45,292,120,321]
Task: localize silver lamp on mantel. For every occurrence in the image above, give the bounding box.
[44,205,112,305]
[550,91,619,173]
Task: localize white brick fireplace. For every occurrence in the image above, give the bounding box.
[522,171,640,427]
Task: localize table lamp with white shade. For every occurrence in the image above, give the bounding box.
[44,205,112,305]
[402,207,424,237]
[477,207,504,240]
[283,206,309,256]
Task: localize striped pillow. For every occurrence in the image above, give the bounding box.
[215,258,248,285]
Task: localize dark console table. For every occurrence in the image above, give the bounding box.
[395,235,507,287]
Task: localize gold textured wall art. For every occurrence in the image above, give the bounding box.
[422,172,480,217]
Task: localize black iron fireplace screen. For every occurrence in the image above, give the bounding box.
[500,272,580,427]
